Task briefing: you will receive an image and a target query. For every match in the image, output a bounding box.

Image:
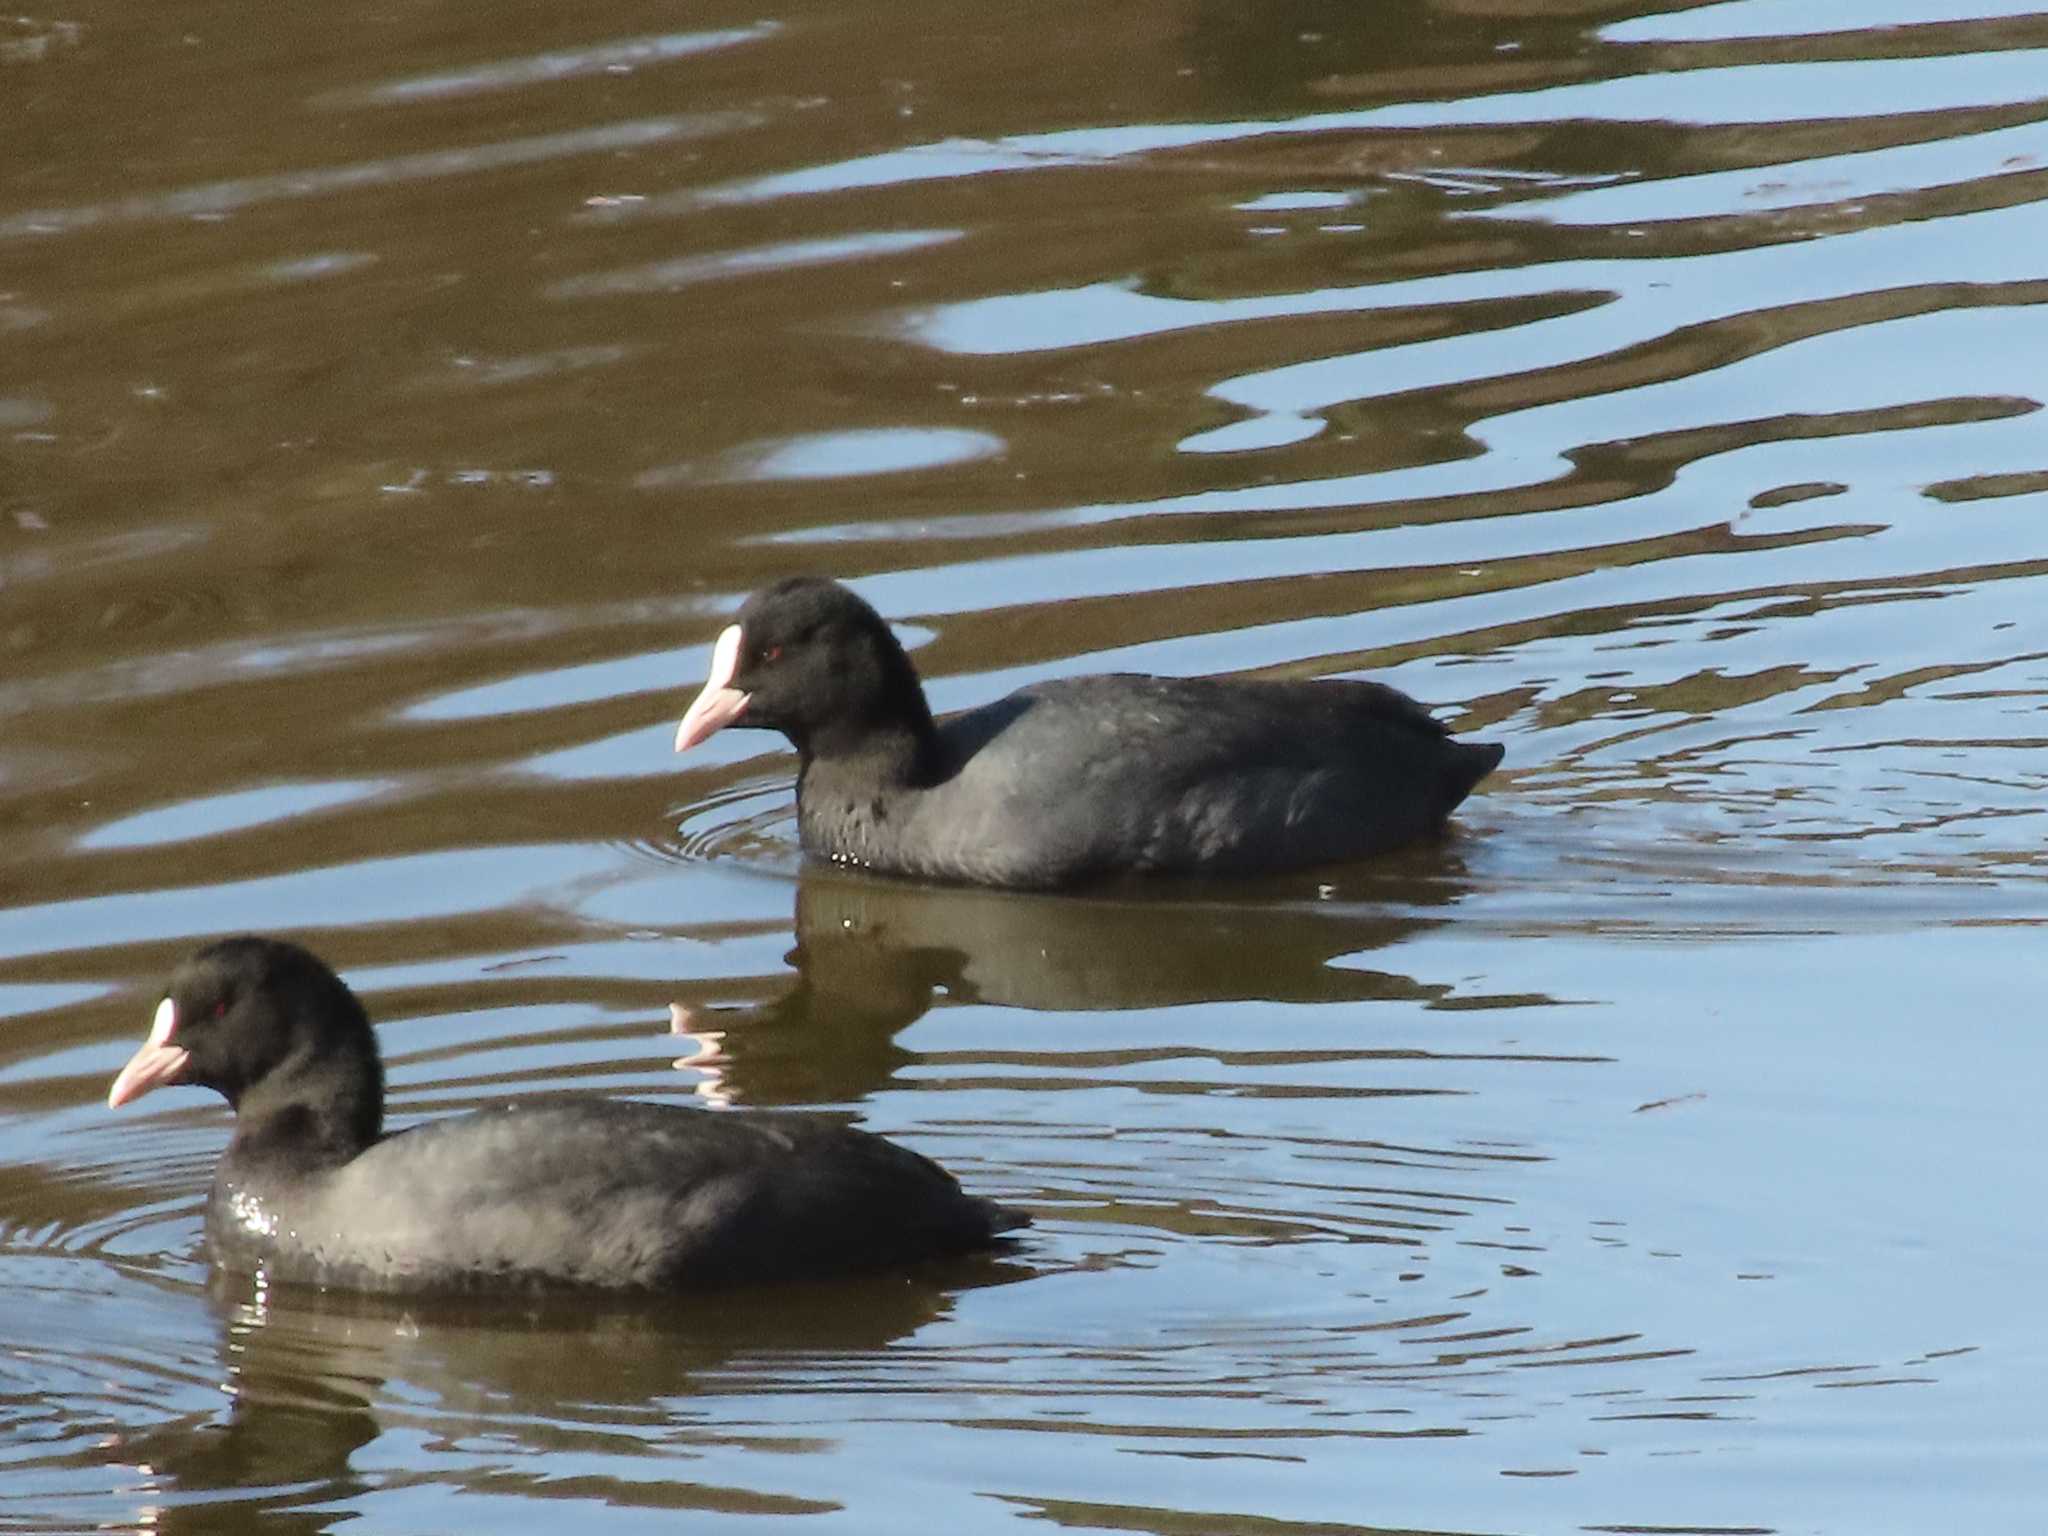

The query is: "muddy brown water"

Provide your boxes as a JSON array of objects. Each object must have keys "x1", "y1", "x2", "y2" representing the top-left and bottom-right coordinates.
[{"x1": 4, "y1": 2, "x2": 2047, "y2": 1532}]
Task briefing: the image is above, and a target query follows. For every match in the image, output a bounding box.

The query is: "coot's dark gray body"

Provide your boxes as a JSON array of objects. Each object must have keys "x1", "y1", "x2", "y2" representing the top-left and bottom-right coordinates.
[
  {"x1": 799, "y1": 672, "x2": 1499, "y2": 889},
  {"x1": 207, "y1": 1098, "x2": 1017, "y2": 1294},
  {"x1": 110, "y1": 938, "x2": 1026, "y2": 1295},
  {"x1": 676, "y1": 578, "x2": 1504, "y2": 891}
]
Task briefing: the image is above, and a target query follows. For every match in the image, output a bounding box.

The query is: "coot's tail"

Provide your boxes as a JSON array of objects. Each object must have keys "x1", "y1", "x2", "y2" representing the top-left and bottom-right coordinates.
[
  {"x1": 979, "y1": 1199, "x2": 1033, "y2": 1238},
  {"x1": 1439, "y1": 739, "x2": 1505, "y2": 819}
]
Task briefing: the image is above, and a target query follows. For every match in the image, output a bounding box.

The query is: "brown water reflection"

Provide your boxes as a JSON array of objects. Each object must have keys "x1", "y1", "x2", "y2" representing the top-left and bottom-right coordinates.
[
  {"x1": 105, "y1": 1269, "x2": 1019, "y2": 1532},
  {"x1": 6, "y1": 0, "x2": 2048, "y2": 1531},
  {"x1": 678, "y1": 861, "x2": 1518, "y2": 1105}
]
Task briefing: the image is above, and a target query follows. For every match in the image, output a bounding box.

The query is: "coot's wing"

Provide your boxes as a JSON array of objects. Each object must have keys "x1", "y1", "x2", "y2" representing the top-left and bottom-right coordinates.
[
  {"x1": 227, "y1": 1100, "x2": 1018, "y2": 1292},
  {"x1": 915, "y1": 675, "x2": 1495, "y2": 884}
]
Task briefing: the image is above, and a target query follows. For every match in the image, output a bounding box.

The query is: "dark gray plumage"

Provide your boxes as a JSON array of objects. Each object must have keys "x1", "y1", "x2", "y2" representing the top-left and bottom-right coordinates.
[
  {"x1": 108, "y1": 937, "x2": 1027, "y2": 1294},
  {"x1": 675, "y1": 577, "x2": 1504, "y2": 890}
]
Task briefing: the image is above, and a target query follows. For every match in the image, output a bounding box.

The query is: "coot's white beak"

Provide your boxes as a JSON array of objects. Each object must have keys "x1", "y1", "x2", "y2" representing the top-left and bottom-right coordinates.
[
  {"x1": 675, "y1": 624, "x2": 750, "y2": 751},
  {"x1": 108, "y1": 997, "x2": 191, "y2": 1109}
]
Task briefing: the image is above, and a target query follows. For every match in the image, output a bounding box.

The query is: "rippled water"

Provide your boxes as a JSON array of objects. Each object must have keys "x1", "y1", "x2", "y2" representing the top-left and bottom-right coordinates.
[{"x1": 5, "y1": 1, "x2": 2047, "y2": 1531}]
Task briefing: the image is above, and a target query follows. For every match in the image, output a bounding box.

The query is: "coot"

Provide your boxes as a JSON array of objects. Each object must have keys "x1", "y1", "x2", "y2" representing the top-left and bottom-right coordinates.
[
  {"x1": 107, "y1": 937, "x2": 1028, "y2": 1294},
  {"x1": 675, "y1": 577, "x2": 1504, "y2": 889}
]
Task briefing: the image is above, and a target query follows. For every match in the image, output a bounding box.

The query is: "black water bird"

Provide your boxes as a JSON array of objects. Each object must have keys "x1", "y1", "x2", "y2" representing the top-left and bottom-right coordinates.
[
  {"x1": 107, "y1": 936, "x2": 1027, "y2": 1294},
  {"x1": 675, "y1": 576, "x2": 1503, "y2": 889}
]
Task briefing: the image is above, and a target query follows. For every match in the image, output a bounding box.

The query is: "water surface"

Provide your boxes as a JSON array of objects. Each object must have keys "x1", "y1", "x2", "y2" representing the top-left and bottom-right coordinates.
[{"x1": 4, "y1": 1, "x2": 2047, "y2": 1531}]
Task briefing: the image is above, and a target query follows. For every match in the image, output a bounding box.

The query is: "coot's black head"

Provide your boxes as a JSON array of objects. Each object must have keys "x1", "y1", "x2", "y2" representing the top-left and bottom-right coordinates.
[
  {"x1": 675, "y1": 577, "x2": 935, "y2": 761},
  {"x1": 108, "y1": 937, "x2": 384, "y2": 1153}
]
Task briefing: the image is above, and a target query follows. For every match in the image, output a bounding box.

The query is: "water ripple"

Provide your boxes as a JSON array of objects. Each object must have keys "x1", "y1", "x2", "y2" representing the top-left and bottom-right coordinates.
[
  {"x1": 0, "y1": 114, "x2": 757, "y2": 240},
  {"x1": 697, "y1": 51, "x2": 2048, "y2": 207},
  {"x1": 324, "y1": 24, "x2": 782, "y2": 107},
  {"x1": 545, "y1": 230, "x2": 963, "y2": 297}
]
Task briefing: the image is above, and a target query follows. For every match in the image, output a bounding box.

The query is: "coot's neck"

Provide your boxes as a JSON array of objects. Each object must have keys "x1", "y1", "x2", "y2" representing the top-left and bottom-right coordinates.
[
  {"x1": 225, "y1": 1037, "x2": 385, "y2": 1174},
  {"x1": 797, "y1": 715, "x2": 950, "y2": 787},
  {"x1": 791, "y1": 628, "x2": 949, "y2": 787}
]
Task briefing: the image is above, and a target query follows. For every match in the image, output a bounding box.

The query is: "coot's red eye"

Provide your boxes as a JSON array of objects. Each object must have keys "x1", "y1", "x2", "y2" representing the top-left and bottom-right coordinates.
[
  {"x1": 762, "y1": 644, "x2": 783, "y2": 663},
  {"x1": 212, "y1": 1000, "x2": 228, "y2": 1019}
]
